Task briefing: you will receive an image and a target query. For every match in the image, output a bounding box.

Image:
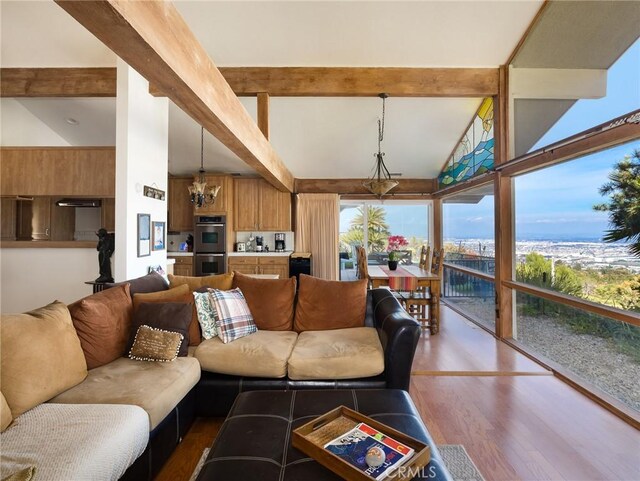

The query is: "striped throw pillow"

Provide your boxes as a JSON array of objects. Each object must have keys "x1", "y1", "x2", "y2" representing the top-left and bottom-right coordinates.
[{"x1": 208, "y1": 288, "x2": 257, "y2": 343}]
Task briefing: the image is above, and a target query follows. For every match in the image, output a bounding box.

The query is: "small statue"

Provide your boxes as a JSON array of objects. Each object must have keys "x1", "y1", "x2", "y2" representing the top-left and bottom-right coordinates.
[{"x1": 96, "y1": 228, "x2": 115, "y2": 283}]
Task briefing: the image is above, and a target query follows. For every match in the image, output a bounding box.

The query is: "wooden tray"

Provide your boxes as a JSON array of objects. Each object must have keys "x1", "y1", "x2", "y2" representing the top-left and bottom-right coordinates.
[{"x1": 292, "y1": 405, "x2": 431, "y2": 481}]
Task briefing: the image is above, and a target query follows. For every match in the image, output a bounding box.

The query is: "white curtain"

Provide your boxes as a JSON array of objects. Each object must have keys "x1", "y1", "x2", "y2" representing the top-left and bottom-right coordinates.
[{"x1": 295, "y1": 193, "x2": 339, "y2": 280}]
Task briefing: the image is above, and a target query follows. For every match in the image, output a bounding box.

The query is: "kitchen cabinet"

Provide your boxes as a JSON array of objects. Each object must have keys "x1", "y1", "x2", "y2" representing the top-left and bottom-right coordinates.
[
  {"x1": 0, "y1": 198, "x2": 17, "y2": 240},
  {"x1": 101, "y1": 198, "x2": 115, "y2": 231},
  {"x1": 169, "y1": 256, "x2": 193, "y2": 276},
  {"x1": 14, "y1": 197, "x2": 75, "y2": 241},
  {"x1": 234, "y1": 178, "x2": 291, "y2": 231},
  {"x1": 194, "y1": 175, "x2": 233, "y2": 216},
  {"x1": 168, "y1": 177, "x2": 195, "y2": 232},
  {"x1": 227, "y1": 255, "x2": 289, "y2": 278}
]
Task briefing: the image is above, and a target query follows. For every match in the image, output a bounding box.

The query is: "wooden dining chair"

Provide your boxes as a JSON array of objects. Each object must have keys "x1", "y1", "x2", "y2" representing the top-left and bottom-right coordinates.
[
  {"x1": 355, "y1": 246, "x2": 370, "y2": 287},
  {"x1": 418, "y1": 245, "x2": 431, "y2": 270},
  {"x1": 403, "y1": 247, "x2": 444, "y2": 334}
]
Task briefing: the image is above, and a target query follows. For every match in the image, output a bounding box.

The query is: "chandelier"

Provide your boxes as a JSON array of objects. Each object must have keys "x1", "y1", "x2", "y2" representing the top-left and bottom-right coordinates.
[
  {"x1": 363, "y1": 93, "x2": 399, "y2": 197},
  {"x1": 189, "y1": 127, "x2": 221, "y2": 209}
]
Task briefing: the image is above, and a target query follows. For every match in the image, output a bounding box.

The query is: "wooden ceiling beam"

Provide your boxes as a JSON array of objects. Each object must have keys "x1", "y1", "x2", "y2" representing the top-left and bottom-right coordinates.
[
  {"x1": 150, "y1": 67, "x2": 499, "y2": 97},
  {"x1": 55, "y1": 1, "x2": 294, "y2": 192},
  {"x1": 295, "y1": 178, "x2": 437, "y2": 195},
  {"x1": 0, "y1": 68, "x2": 116, "y2": 97}
]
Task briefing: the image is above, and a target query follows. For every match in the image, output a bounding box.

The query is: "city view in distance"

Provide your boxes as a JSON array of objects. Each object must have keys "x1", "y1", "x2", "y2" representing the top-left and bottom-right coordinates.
[{"x1": 445, "y1": 238, "x2": 640, "y2": 273}]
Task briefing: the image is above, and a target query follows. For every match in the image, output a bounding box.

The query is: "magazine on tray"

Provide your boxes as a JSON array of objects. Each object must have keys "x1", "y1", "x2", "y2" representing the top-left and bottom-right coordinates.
[{"x1": 323, "y1": 422, "x2": 415, "y2": 480}]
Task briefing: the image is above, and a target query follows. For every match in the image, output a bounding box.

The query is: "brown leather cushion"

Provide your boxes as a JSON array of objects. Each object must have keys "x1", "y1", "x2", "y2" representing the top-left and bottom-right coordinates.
[
  {"x1": 1, "y1": 302, "x2": 88, "y2": 417},
  {"x1": 232, "y1": 272, "x2": 296, "y2": 330},
  {"x1": 68, "y1": 284, "x2": 134, "y2": 370},
  {"x1": 128, "y1": 302, "x2": 192, "y2": 357},
  {"x1": 168, "y1": 273, "x2": 234, "y2": 292},
  {"x1": 105, "y1": 271, "x2": 169, "y2": 297},
  {"x1": 132, "y1": 284, "x2": 200, "y2": 345},
  {"x1": 294, "y1": 274, "x2": 367, "y2": 332}
]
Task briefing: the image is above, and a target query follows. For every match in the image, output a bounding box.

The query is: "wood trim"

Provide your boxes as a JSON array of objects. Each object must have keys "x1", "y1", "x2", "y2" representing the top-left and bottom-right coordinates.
[
  {"x1": 257, "y1": 92, "x2": 269, "y2": 140},
  {"x1": 434, "y1": 172, "x2": 495, "y2": 199},
  {"x1": 151, "y1": 67, "x2": 499, "y2": 98},
  {"x1": 55, "y1": 1, "x2": 294, "y2": 193},
  {"x1": 0, "y1": 241, "x2": 96, "y2": 248},
  {"x1": 443, "y1": 262, "x2": 495, "y2": 282},
  {"x1": 432, "y1": 198, "x2": 442, "y2": 252},
  {"x1": 494, "y1": 174, "x2": 514, "y2": 338},
  {"x1": 340, "y1": 194, "x2": 434, "y2": 201},
  {"x1": 0, "y1": 68, "x2": 116, "y2": 97},
  {"x1": 496, "y1": 110, "x2": 640, "y2": 177},
  {"x1": 295, "y1": 178, "x2": 437, "y2": 194},
  {"x1": 495, "y1": 65, "x2": 510, "y2": 165},
  {"x1": 505, "y1": 280, "x2": 640, "y2": 328},
  {"x1": 505, "y1": 1, "x2": 551, "y2": 66},
  {"x1": 504, "y1": 338, "x2": 640, "y2": 430}
]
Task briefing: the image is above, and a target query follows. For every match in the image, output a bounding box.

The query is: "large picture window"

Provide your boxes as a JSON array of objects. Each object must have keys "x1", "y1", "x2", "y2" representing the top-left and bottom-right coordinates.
[{"x1": 339, "y1": 201, "x2": 430, "y2": 280}]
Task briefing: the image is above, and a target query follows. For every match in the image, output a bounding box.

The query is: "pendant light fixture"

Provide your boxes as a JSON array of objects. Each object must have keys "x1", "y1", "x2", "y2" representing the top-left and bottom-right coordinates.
[
  {"x1": 189, "y1": 126, "x2": 221, "y2": 209},
  {"x1": 363, "y1": 93, "x2": 399, "y2": 197}
]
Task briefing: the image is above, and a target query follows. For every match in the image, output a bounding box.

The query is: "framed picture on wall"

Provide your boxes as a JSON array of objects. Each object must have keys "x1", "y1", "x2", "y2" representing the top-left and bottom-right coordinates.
[
  {"x1": 152, "y1": 221, "x2": 165, "y2": 251},
  {"x1": 138, "y1": 213, "x2": 151, "y2": 257}
]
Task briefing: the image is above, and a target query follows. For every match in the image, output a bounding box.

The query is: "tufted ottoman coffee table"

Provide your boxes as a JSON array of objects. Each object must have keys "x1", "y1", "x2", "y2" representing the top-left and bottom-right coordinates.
[{"x1": 196, "y1": 389, "x2": 453, "y2": 481}]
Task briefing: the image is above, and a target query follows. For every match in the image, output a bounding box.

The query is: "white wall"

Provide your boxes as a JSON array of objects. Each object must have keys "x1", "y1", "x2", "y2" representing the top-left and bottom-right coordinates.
[
  {"x1": 115, "y1": 60, "x2": 169, "y2": 281},
  {"x1": 0, "y1": 98, "x2": 70, "y2": 146},
  {"x1": 0, "y1": 248, "x2": 96, "y2": 313}
]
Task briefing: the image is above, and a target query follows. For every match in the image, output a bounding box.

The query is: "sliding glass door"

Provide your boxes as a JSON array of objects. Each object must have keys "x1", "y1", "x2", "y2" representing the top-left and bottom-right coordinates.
[{"x1": 339, "y1": 200, "x2": 431, "y2": 280}]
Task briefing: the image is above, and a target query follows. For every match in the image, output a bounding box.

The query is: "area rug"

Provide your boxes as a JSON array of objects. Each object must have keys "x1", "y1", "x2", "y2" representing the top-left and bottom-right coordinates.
[
  {"x1": 438, "y1": 444, "x2": 485, "y2": 481},
  {"x1": 189, "y1": 445, "x2": 484, "y2": 481}
]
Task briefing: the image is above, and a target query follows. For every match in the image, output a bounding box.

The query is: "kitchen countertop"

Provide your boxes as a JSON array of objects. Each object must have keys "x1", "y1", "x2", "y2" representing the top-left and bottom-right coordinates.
[
  {"x1": 227, "y1": 251, "x2": 292, "y2": 257},
  {"x1": 167, "y1": 252, "x2": 194, "y2": 257}
]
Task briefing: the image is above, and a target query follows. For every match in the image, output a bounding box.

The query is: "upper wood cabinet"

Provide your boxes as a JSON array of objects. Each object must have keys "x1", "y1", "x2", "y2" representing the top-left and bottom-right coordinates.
[
  {"x1": 0, "y1": 147, "x2": 115, "y2": 197},
  {"x1": 234, "y1": 178, "x2": 291, "y2": 232},
  {"x1": 101, "y1": 198, "x2": 116, "y2": 232},
  {"x1": 168, "y1": 177, "x2": 195, "y2": 232},
  {"x1": 0, "y1": 198, "x2": 17, "y2": 241},
  {"x1": 193, "y1": 175, "x2": 233, "y2": 217}
]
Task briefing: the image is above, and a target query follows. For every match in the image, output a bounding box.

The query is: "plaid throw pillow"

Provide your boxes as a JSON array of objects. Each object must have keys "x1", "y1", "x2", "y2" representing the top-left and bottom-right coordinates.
[{"x1": 208, "y1": 288, "x2": 257, "y2": 343}]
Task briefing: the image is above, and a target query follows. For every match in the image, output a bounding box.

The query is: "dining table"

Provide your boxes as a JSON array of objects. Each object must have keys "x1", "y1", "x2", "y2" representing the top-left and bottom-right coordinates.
[{"x1": 367, "y1": 265, "x2": 441, "y2": 334}]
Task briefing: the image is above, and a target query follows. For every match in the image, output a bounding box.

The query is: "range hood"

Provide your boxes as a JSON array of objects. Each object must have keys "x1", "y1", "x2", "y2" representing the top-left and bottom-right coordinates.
[{"x1": 56, "y1": 199, "x2": 102, "y2": 208}]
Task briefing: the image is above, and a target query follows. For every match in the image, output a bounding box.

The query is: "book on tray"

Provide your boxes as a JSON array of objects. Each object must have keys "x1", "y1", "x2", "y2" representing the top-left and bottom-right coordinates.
[{"x1": 323, "y1": 422, "x2": 415, "y2": 480}]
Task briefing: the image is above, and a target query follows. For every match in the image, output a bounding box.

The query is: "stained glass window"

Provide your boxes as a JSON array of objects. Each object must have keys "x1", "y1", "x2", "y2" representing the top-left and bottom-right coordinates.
[{"x1": 438, "y1": 98, "x2": 494, "y2": 188}]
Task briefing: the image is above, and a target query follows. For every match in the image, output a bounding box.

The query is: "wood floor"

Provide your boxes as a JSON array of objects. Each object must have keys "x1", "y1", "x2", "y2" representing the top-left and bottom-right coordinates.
[{"x1": 156, "y1": 307, "x2": 640, "y2": 481}]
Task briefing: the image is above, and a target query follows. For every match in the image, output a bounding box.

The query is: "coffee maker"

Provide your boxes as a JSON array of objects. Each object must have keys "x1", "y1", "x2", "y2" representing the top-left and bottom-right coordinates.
[
  {"x1": 275, "y1": 233, "x2": 286, "y2": 252},
  {"x1": 255, "y1": 236, "x2": 264, "y2": 252}
]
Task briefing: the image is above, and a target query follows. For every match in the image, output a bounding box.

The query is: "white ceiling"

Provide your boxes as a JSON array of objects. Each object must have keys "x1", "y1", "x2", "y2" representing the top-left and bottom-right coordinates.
[{"x1": 0, "y1": 1, "x2": 544, "y2": 180}]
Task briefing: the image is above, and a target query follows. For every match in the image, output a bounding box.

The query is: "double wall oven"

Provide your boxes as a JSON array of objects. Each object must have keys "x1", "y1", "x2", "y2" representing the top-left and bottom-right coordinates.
[{"x1": 194, "y1": 215, "x2": 226, "y2": 276}]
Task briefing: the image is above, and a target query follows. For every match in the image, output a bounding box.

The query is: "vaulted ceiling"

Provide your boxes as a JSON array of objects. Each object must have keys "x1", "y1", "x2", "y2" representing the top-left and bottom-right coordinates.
[{"x1": 0, "y1": 1, "x2": 544, "y2": 179}]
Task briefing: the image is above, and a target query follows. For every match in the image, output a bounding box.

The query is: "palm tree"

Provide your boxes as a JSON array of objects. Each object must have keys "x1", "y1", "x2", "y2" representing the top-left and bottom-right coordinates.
[
  {"x1": 340, "y1": 206, "x2": 391, "y2": 253},
  {"x1": 594, "y1": 149, "x2": 640, "y2": 258}
]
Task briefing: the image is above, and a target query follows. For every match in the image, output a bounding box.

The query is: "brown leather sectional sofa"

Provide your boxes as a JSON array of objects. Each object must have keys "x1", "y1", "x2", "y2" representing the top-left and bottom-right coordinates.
[{"x1": 0, "y1": 271, "x2": 420, "y2": 481}]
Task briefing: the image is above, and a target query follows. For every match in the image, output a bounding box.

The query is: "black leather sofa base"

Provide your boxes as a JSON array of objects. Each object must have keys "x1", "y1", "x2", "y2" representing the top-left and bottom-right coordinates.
[
  {"x1": 196, "y1": 389, "x2": 453, "y2": 481},
  {"x1": 120, "y1": 386, "x2": 196, "y2": 481}
]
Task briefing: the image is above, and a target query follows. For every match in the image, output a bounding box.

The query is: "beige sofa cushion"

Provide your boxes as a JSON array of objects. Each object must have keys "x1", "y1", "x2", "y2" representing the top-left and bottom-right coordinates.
[
  {"x1": 288, "y1": 327, "x2": 384, "y2": 380},
  {"x1": 1, "y1": 301, "x2": 87, "y2": 417},
  {"x1": 49, "y1": 357, "x2": 200, "y2": 430},
  {"x1": 195, "y1": 331, "x2": 298, "y2": 378},
  {"x1": 1, "y1": 391, "x2": 12, "y2": 432}
]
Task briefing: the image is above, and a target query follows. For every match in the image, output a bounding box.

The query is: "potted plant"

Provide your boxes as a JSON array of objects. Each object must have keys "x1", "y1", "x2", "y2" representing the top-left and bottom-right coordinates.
[{"x1": 387, "y1": 235, "x2": 408, "y2": 271}]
